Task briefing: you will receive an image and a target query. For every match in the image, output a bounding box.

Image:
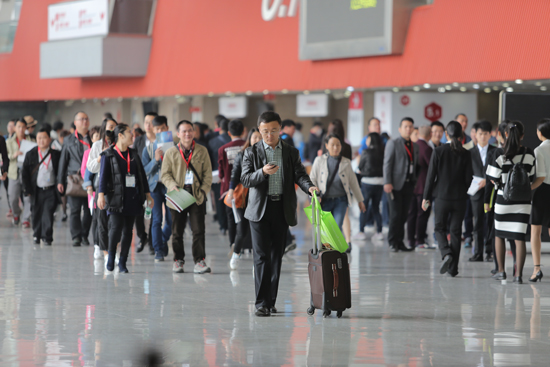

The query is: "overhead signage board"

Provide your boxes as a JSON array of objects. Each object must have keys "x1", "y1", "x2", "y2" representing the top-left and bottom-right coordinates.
[
  {"x1": 48, "y1": 0, "x2": 109, "y2": 41},
  {"x1": 219, "y1": 97, "x2": 248, "y2": 118},
  {"x1": 297, "y1": 94, "x2": 329, "y2": 117}
]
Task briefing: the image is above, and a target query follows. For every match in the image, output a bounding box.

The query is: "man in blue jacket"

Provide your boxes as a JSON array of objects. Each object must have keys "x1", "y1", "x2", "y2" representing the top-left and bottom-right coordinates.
[{"x1": 142, "y1": 115, "x2": 172, "y2": 262}]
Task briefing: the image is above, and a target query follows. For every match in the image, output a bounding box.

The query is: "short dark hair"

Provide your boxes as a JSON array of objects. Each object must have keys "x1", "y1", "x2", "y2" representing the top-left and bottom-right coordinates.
[
  {"x1": 295, "y1": 122, "x2": 302, "y2": 131},
  {"x1": 368, "y1": 117, "x2": 381, "y2": 125},
  {"x1": 324, "y1": 133, "x2": 342, "y2": 145},
  {"x1": 215, "y1": 114, "x2": 226, "y2": 127},
  {"x1": 281, "y1": 119, "x2": 295, "y2": 128},
  {"x1": 73, "y1": 111, "x2": 87, "y2": 121},
  {"x1": 52, "y1": 121, "x2": 64, "y2": 131},
  {"x1": 145, "y1": 111, "x2": 158, "y2": 119},
  {"x1": 228, "y1": 119, "x2": 244, "y2": 137},
  {"x1": 400, "y1": 117, "x2": 414, "y2": 126},
  {"x1": 104, "y1": 112, "x2": 113, "y2": 120},
  {"x1": 59, "y1": 130, "x2": 71, "y2": 138},
  {"x1": 455, "y1": 113, "x2": 467, "y2": 120},
  {"x1": 37, "y1": 127, "x2": 50, "y2": 138},
  {"x1": 475, "y1": 120, "x2": 492, "y2": 133},
  {"x1": 313, "y1": 121, "x2": 323, "y2": 127},
  {"x1": 90, "y1": 126, "x2": 101, "y2": 137},
  {"x1": 176, "y1": 120, "x2": 193, "y2": 131},
  {"x1": 430, "y1": 121, "x2": 444, "y2": 129},
  {"x1": 152, "y1": 115, "x2": 168, "y2": 127},
  {"x1": 537, "y1": 118, "x2": 550, "y2": 140},
  {"x1": 257, "y1": 111, "x2": 282, "y2": 127},
  {"x1": 41, "y1": 122, "x2": 52, "y2": 133},
  {"x1": 220, "y1": 118, "x2": 230, "y2": 132},
  {"x1": 16, "y1": 118, "x2": 27, "y2": 127}
]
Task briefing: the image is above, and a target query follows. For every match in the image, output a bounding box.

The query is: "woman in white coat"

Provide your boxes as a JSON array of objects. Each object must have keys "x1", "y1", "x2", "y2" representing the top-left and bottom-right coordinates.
[{"x1": 310, "y1": 133, "x2": 366, "y2": 233}]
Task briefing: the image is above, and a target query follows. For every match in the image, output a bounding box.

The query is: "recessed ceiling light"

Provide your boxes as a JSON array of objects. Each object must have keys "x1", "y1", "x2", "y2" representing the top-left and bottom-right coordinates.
[
  {"x1": 484, "y1": 88, "x2": 491, "y2": 93},
  {"x1": 438, "y1": 87, "x2": 446, "y2": 93},
  {"x1": 81, "y1": 99, "x2": 87, "y2": 103},
  {"x1": 459, "y1": 87, "x2": 467, "y2": 92},
  {"x1": 535, "y1": 82, "x2": 542, "y2": 86},
  {"x1": 245, "y1": 91, "x2": 252, "y2": 96},
  {"x1": 117, "y1": 97, "x2": 123, "y2": 102},
  {"x1": 413, "y1": 86, "x2": 421, "y2": 92},
  {"x1": 473, "y1": 84, "x2": 480, "y2": 89},
  {"x1": 541, "y1": 86, "x2": 548, "y2": 91},
  {"x1": 492, "y1": 86, "x2": 499, "y2": 91},
  {"x1": 502, "y1": 83, "x2": 510, "y2": 87},
  {"x1": 445, "y1": 85, "x2": 452, "y2": 90},
  {"x1": 263, "y1": 90, "x2": 269, "y2": 95},
  {"x1": 344, "y1": 90, "x2": 352, "y2": 97},
  {"x1": 452, "y1": 82, "x2": 459, "y2": 87},
  {"x1": 225, "y1": 91, "x2": 232, "y2": 96},
  {"x1": 281, "y1": 89, "x2": 288, "y2": 94},
  {"x1": 207, "y1": 92, "x2": 214, "y2": 97},
  {"x1": 346, "y1": 86, "x2": 355, "y2": 92},
  {"x1": 303, "y1": 90, "x2": 310, "y2": 95},
  {"x1": 324, "y1": 89, "x2": 331, "y2": 94},
  {"x1": 392, "y1": 87, "x2": 400, "y2": 92},
  {"x1": 506, "y1": 87, "x2": 514, "y2": 92},
  {"x1": 423, "y1": 83, "x2": 431, "y2": 89},
  {"x1": 515, "y1": 79, "x2": 523, "y2": 84}
]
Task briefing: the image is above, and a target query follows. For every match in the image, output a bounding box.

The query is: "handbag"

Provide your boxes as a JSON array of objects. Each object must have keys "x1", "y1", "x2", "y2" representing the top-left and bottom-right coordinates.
[
  {"x1": 66, "y1": 170, "x2": 88, "y2": 197},
  {"x1": 223, "y1": 183, "x2": 249, "y2": 209}
]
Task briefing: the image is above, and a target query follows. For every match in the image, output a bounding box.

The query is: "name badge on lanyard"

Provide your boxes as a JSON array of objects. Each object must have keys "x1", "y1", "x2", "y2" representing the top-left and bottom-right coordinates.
[
  {"x1": 126, "y1": 175, "x2": 136, "y2": 188},
  {"x1": 185, "y1": 170, "x2": 193, "y2": 185},
  {"x1": 409, "y1": 163, "x2": 414, "y2": 174}
]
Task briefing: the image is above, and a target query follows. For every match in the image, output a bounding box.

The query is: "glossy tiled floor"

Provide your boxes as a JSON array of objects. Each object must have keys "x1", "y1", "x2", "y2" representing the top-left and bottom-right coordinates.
[{"x1": 1, "y1": 204, "x2": 550, "y2": 367}]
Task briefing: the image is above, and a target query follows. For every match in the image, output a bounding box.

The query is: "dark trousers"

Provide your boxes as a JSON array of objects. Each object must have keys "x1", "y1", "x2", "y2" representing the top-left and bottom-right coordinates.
[
  {"x1": 463, "y1": 198, "x2": 473, "y2": 239},
  {"x1": 407, "y1": 193, "x2": 432, "y2": 247},
  {"x1": 388, "y1": 181, "x2": 414, "y2": 249},
  {"x1": 107, "y1": 214, "x2": 135, "y2": 269},
  {"x1": 435, "y1": 198, "x2": 467, "y2": 276},
  {"x1": 360, "y1": 183, "x2": 383, "y2": 233},
  {"x1": 91, "y1": 201, "x2": 98, "y2": 246},
  {"x1": 170, "y1": 202, "x2": 206, "y2": 263},
  {"x1": 471, "y1": 197, "x2": 486, "y2": 258},
  {"x1": 31, "y1": 188, "x2": 57, "y2": 242},
  {"x1": 212, "y1": 183, "x2": 227, "y2": 230},
  {"x1": 96, "y1": 207, "x2": 109, "y2": 251},
  {"x1": 68, "y1": 196, "x2": 92, "y2": 241},
  {"x1": 249, "y1": 200, "x2": 288, "y2": 309},
  {"x1": 4, "y1": 179, "x2": 10, "y2": 210},
  {"x1": 233, "y1": 207, "x2": 251, "y2": 254},
  {"x1": 226, "y1": 205, "x2": 237, "y2": 246},
  {"x1": 134, "y1": 207, "x2": 147, "y2": 242}
]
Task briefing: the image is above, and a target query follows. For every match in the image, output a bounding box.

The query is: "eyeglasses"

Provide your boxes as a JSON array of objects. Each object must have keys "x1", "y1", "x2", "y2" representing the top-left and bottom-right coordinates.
[
  {"x1": 76, "y1": 118, "x2": 89, "y2": 122},
  {"x1": 260, "y1": 129, "x2": 280, "y2": 136}
]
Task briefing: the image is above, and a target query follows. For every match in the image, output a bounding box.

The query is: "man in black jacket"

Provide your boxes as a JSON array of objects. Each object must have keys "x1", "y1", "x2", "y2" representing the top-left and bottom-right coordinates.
[
  {"x1": 241, "y1": 111, "x2": 318, "y2": 317},
  {"x1": 468, "y1": 120, "x2": 496, "y2": 262},
  {"x1": 22, "y1": 128, "x2": 61, "y2": 246},
  {"x1": 209, "y1": 118, "x2": 231, "y2": 234},
  {"x1": 57, "y1": 111, "x2": 93, "y2": 247}
]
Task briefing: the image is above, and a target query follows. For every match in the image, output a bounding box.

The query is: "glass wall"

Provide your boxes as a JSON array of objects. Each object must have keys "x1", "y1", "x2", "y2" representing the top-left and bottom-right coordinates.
[{"x1": 0, "y1": 0, "x2": 22, "y2": 53}]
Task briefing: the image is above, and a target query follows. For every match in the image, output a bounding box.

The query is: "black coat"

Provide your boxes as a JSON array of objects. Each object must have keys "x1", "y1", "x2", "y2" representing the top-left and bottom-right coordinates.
[
  {"x1": 21, "y1": 147, "x2": 61, "y2": 204},
  {"x1": 241, "y1": 140, "x2": 313, "y2": 226},
  {"x1": 0, "y1": 135, "x2": 8, "y2": 174},
  {"x1": 359, "y1": 147, "x2": 384, "y2": 178},
  {"x1": 470, "y1": 144, "x2": 496, "y2": 201},
  {"x1": 57, "y1": 132, "x2": 92, "y2": 187}
]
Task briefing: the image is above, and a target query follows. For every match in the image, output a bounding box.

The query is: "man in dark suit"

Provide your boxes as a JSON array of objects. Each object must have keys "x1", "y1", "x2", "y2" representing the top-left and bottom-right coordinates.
[
  {"x1": 241, "y1": 111, "x2": 318, "y2": 317},
  {"x1": 209, "y1": 118, "x2": 231, "y2": 234},
  {"x1": 383, "y1": 117, "x2": 419, "y2": 252},
  {"x1": 407, "y1": 126, "x2": 434, "y2": 249},
  {"x1": 22, "y1": 128, "x2": 61, "y2": 246},
  {"x1": 468, "y1": 120, "x2": 496, "y2": 261}
]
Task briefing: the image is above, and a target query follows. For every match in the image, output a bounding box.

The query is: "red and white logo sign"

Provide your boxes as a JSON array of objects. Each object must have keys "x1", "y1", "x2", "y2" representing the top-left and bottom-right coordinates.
[
  {"x1": 262, "y1": 0, "x2": 299, "y2": 21},
  {"x1": 400, "y1": 95, "x2": 410, "y2": 106},
  {"x1": 425, "y1": 102, "x2": 442, "y2": 122},
  {"x1": 48, "y1": 0, "x2": 109, "y2": 41},
  {"x1": 349, "y1": 91, "x2": 363, "y2": 110},
  {"x1": 219, "y1": 97, "x2": 247, "y2": 118}
]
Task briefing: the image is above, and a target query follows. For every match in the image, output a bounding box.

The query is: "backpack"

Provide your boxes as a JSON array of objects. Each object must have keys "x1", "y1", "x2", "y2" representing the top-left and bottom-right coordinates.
[{"x1": 502, "y1": 150, "x2": 531, "y2": 202}]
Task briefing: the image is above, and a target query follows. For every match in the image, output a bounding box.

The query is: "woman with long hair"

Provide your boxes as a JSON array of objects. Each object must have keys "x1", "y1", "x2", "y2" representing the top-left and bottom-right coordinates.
[
  {"x1": 97, "y1": 124, "x2": 153, "y2": 273},
  {"x1": 423, "y1": 121, "x2": 473, "y2": 277},
  {"x1": 528, "y1": 118, "x2": 550, "y2": 282},
  {"x1": 357, "y1": 132, "x2": 385, "y2": 240},
  {"x1": 486, "y1": 121, "x2": 536, "y2": 283},
  {"x1": 227, "y1": 128, "x2": 261, "y2": 269}
]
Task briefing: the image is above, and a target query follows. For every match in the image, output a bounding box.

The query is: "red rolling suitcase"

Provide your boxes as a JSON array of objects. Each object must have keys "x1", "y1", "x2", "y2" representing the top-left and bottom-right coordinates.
[{"x1": 306, "y1": 197, "x2": 352, "y2": 318}]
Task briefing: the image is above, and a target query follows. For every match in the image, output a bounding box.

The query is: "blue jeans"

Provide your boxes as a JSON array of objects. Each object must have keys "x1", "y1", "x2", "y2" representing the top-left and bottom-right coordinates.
[
  {"x1": 359, "y1": 183, "x2": 383, "y2": 233},
  {"x1": 151, "y1": 185, "x2": 172, "y2": 254},
  {"x1": 321, "y1": 196, "x2": 348, "y2": 231}
]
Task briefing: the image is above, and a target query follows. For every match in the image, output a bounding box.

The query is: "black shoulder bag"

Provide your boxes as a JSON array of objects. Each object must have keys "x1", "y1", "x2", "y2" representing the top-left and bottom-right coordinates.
[{"x1": 31, "y1": 149, "x2": 52, "y2": 175}]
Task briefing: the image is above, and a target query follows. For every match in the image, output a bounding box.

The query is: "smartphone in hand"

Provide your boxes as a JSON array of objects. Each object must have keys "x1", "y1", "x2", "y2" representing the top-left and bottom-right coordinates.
[{"x1": 268, "y1": 161, "x2": 278, "y2": 167}]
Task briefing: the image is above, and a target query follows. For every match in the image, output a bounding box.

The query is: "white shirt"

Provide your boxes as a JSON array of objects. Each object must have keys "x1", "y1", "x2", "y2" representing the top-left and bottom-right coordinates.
[
  {"x1": 535, "y1": 140, "x2": 550, "y2": 185},
  {"x1": 37, "y1": 148, "x2": 54, "y2": 188},
  {"x1": 477, "y1": 144, "x2": 489, "y2": 166}
]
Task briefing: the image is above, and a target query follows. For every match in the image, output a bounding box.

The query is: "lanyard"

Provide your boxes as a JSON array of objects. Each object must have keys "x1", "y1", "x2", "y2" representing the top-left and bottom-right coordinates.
[
  {"x1": 16, "y1": 138, "x2": 20, "y2": 149},
  {"x1": 178, "y1": 141, "x2": 195, "y2": 168},
  {"x1": 38, "y1": 149, "x2": 51, "y2": 169},
  {"x1": 114, "y1": 146, "x2": 130, "y2": 174},
  {"x1": 75, "y1": 131, "x2": 90, "y2": 150},
  {"x1": 462, "y1": 136, "x2": 466, "y2": 145},
  {"x1": 404, "y1": 142, "x2": 413, "y2": 162}
]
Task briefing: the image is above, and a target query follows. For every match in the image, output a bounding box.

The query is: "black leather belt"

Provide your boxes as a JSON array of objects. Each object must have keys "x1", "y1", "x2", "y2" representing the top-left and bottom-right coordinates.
[
  {"x1": 268, "y1": 194, "x2": 282, "y2": 201},
  {"x1": 38, "y1": 186, "x2": 54, "y2": 191}
]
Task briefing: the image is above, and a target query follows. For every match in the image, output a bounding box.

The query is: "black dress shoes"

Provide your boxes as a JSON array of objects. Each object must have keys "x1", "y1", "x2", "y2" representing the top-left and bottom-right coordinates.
[
  {"x1": 270, "y1": 307, "x2": 278, "y2": 314},
  {"x1": 136, "y1": 236, "x2": 147, "y2": 253},
  {"x1": 255, "y1": 307, "x2": 271, "y2": 317},
  {"x1": 440, "y1": 255, "x2": 453, "y2": 274},
  {"x1": 513, "y1": 276, "x2": 523, "y2": 284},
  {"x1": 468, "y1": 255, "x2": 483, "y2": 262},
  {"x1": 398, "y1": 244, "x2": 414, "y2": 252},
  {"x1": 485, "y1": 254, "x2": 494, "y2": 262}
]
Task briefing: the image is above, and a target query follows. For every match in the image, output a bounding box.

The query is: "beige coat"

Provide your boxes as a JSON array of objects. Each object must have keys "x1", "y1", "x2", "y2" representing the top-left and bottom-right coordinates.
[
  {"x1": 160, "y1": 142, "x2": 212, "y2": 206},
  {"x1": 309, "y1": 153, "x2": 363, "y2": 205},
  {"x1": 6, "y1": 135, "x2": 35, "y2": 180}
]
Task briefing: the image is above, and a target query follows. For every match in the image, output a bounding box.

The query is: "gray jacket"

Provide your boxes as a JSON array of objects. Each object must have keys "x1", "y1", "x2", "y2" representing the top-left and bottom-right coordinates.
[{"x1": 383, "y1": 136, "x2": 419, "y2": 191}]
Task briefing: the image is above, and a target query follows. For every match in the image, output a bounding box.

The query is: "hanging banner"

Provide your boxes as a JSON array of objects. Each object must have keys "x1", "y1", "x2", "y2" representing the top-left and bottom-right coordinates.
[
  {"x1": 48, "y1": 0, "x2": 109, "y2": 41},
  {"x1": 297, "y1": 94, "x2": 328, "y2": 117},
  {"x1": 347, "y1": 91, "x2": 364, "y2": 146},
  {"x1": 219, "y1": 97, "x2": 248, "y2": 118}
]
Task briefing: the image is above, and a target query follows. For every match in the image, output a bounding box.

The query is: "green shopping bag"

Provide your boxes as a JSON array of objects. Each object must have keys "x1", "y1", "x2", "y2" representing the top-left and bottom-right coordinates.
[{"x1": 304, "y1": 192, "x2": 349, "y2": 253}]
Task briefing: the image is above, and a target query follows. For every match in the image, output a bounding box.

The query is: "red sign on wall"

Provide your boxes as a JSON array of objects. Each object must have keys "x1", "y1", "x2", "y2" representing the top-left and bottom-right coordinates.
[
  {"x1": 424, "y1": 102, "x2": 442, "y2": 122},
  {"x1": 349, "y1": 91, "x2": 363, "y2": 110},
  {"x1": 401, "y1": 95, "x2": 410, "y2": 106}
]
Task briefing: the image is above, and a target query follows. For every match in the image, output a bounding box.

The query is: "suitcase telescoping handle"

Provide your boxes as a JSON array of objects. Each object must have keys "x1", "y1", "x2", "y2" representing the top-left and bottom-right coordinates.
[
  {"x1": 332, "y1": 264, "x2": 339, "y2": 298},
  {"x1": 311, "y1": 191, "x2": 322, "y2": 255}
]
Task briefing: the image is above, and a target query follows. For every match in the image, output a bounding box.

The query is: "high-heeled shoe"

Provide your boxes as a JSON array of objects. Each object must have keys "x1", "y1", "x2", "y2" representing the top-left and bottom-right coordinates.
[
  {"x1": 529, "y1": 266, "x2": 543, "y2": 282},
  {"x1": 513, "y1": 276, "x2": 523, "y2": 284},
  {"x1": 493, "y1": 271, "x2": 507, "y2": 280}
]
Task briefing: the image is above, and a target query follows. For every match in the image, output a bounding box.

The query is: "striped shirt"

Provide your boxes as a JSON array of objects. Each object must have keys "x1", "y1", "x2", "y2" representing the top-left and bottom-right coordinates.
[
  {"x1": 486, "y1": 147, "x2": 535, "y2": 239},
  {"x1": 263, "y1": 139, "x2": 283, "y2": 195}
]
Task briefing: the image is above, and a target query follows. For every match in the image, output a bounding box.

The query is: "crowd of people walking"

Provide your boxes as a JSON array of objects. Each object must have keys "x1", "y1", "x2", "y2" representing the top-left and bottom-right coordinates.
[{"x1": 1, "y1": 109, "x2": 548, "y2": 317}]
